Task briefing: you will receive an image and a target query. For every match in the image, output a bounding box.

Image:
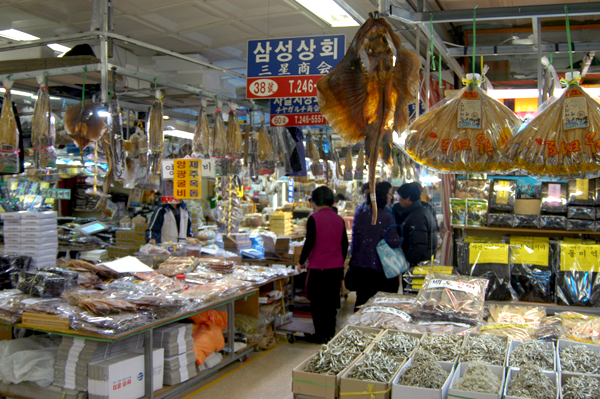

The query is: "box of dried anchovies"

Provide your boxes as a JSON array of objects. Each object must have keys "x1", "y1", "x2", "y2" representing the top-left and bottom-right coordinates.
[
  {"x1": 560, "y1": 373, "x2": 600, "y2": 399},
  {"x1": 367, "y1": 330, "x2": 422, "y2": 359},
  {"x1": 391, "y1": 359, "x2": 455, "y2": 399},
  {"x1": 556, "y1": 339, "x2": 600, "y2": 374},
  {"x1": 447, "y1": 362, "x2": 505, "y2": 399},
  {"x1": 504, "y1": 368, "x2": 558, "y2": 399},
  {"x1": 339, "y1": 353, "x2": 405, "y2": 399},
  {"x1": 459, "y1": 333, "x2": 509, "y2": 368},
  {"x1": 292, "y1": 351, "x2": 361, "y2": 399},
  {"x1": 507, "y1": 340, "x2": 556, "y2": 372},
  {"x1": 328, "y1": 326, "x2": 384, "y2": 353}
]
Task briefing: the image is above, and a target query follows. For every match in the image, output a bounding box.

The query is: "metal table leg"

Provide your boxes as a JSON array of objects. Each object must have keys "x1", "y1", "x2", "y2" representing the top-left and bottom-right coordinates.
[{"x1": 144, "y1": 329, "x2": 154, "y2": 399}]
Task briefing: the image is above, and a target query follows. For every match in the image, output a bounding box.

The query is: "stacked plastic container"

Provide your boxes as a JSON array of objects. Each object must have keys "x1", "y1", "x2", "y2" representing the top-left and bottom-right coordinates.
[{"x1": 2, "y1": 211, "x2": 58, "y2": 268}]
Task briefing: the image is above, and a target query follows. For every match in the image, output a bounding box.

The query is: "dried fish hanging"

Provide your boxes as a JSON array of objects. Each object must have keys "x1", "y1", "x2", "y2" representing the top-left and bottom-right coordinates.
[
  {"x1": 0, "y1": 76, "x2": 20, "y2": 174},
  {"x1": 257, "y1": 118, "x2": 274, "y2": 175},
  {"x1": 343, "y1": 146, "x2": 353, "y2": 180},
  {"x1": 391, "y1": 153, "x2": 400, "y2": 179},
  {"x1": 212, "y1": 98, "x2": 227, "y2": 159},
  {"x1": 305, "y1": 132, "x2": 322, "y2": 177},
  {"x1": 317, "y1": 15, "x2": 421, "y2": 224},
  {"x1": 192, "y1": 98, "x2": 210, "y2": 159},
  {"x1": 31, "y1": 73, "x2": 56, "y2": 172},
  {"x1": 123, "y1": 122, "x2": 144, "y2": 188},
  {"x1": 107, "y1": 86, "x2": 125, "y2": 181},
  {"x1": 318, "y1": 136, "x2": 330, "y2": 185},
  {"x1": 146, "y1": 88, "x2": 164, "y2": 180},
  {"x1": 227, "y1": 103, "x2": 242, "y2": 157},
  {"x1": 354, "y1": 145, "x2": 365, "y2": 180}
]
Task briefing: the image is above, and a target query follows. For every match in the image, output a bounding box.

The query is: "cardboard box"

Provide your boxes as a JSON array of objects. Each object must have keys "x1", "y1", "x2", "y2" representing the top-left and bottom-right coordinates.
[
  {"x1": 341, "y1": 354, "x2": 405, "y2": 399},
  {"x1": 448, "y1": 362, "x2": 505, "y2": 399},
  {"x1": 275, "y1": 311, "x2": 293, "y2": 327},
  {"x1": 370, "y1": 330, "x2": 422, "y2": 358},
  {"x1": 292, "y1": 351, "x2": 361, "y2": 399},
  {"x1": 556, "y1": 339, "x2": 600, "y2": 373},
  {"x1": 292, "y1": 246, "x2": 303, "y2": 263},
  {"x1": 560, "y1": 373, "x2": 600, "y2": 396},
  {"x1": 507, "y1": 340, "x2": 555, "y2": 371},
  {"x1": 391, "y1": 360, "x2": 455, "y2": 399},
  {"x1": 460, "y1": 333, "x2": 509, "y2": 367},
  {"x1": 504, "y1": 368, "x2": 558, "y2": 399},
  {"x1": 22, "y1": 312, "x2": 70, "y2": 330},
  {"x1": 0, "y1": 326, "x2": 11, "y2": 341},
  {"x1": 262, "y1": 234, "x2": 290, "y2": 254}
]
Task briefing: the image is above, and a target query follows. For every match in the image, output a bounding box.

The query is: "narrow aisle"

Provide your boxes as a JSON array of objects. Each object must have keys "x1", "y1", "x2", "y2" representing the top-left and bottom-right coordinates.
[{"x1": 181, "y1": 293, "x2": 356, "y2": 399}]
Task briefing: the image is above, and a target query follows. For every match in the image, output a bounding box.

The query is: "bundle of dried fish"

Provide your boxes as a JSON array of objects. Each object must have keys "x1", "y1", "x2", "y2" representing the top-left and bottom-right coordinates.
[
  {"x1": 488, "y1": 304, "x2": 546, "y2": 326},
  {"x1": 328, "y1": 328, "x2": 378, "y2": 352},
  {"x1": 304, "y1": 345, "x2": 357, "y2": 375},
  {"x1": 305, "y1": 132, "x2": 319, "y2": 161},
  {"x1": 60, "y1": 259, "x2": 120, "y2": 279},
  {"x1": 478, "y1": 322, "x2": 536, "y2": 341},
  {"x1": 455, "y1": 361, "x2": 501, "y2": 394},
  {"x1": 213, "y1": 105, "x2": 227, "y2": 158},
  {"x1": 405, "y1": 80, "x2": 520, "y2": 173},
  {"x1": 505, "y1": 81, "x2": 600, "y2": 175},
  {"x1": 371, "y1": 332, "x2": 418, "y2": 357},
  {"x1": 419, "y1": 333, "x2": 463, "y2": 361},
  {"x1": 560, "y1": 344, "x2": 600, "y2": 374},
  {"x1": 460, "y1": 334, "x2": 507, "y2": 366},
  {"x1": 192, "y1": 104, "x2": 211, "y2": 158},
  {"x1": 227, "y1": 104, "x2": 242, "y2": 157},
  {"x1": 147, "y1": 90, "x2": 164, "y2": 176},
  {"x1": 243, "y1": 124, "x2": 250, "y2": 166},
  {"x1": 507, "y1": 363, "x2": 555, "y2": 399},
  {"x1": 157, "y1": 257, "x2": 197, "y2": 277},
  {"x1": 509, "y1": 340, "x2": 554, "y2": 370},
  {"x1": 98, "y1": 94, "x2": 125, "y2": 209},
  {"x1": 398, "y1": 351, "x2": 449, "y2": 389},
  {"x1": 257, "y1": 120, "x2": 272, "y2": 161},
  {"x1": 318, "y1": 15, "x2": 420, "y2": 224},
  {"x1": 562, "y1": 375, "x2": 600, "y2": 399},
  {"x1": 344, "y1": 146, "x2": 353, "y2": 178},
  {"x1": 412, "y1": 272, "x2": 488, "y2": 325},
  {"x1": 64, "y1": 100, "x2": 107, "y2": 150},
  {"x1": 0, "y1": 78, "x2": 19, "y2": 153},
  {"x1": 348, "y1": 350, "x2": 400, "y2": 382},
  {"x1": 31, "y1": 73, "x2": 56, "y2": 169}
]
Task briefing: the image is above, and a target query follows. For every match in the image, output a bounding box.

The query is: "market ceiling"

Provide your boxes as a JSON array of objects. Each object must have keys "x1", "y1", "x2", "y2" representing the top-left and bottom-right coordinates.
[{"x1": 1, "y1": 0, "x2": 600, "y2": 101}]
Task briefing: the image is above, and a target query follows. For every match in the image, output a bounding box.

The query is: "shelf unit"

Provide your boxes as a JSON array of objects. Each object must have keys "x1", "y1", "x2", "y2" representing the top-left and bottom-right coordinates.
[{"x1": 452, "y1": 225, "x2": 600, "y2": 236}]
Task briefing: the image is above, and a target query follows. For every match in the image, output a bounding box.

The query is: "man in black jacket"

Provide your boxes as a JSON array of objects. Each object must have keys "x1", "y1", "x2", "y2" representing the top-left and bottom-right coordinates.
[{"x1": 392, "y1": 183, "x2": 436, "y2": 265}]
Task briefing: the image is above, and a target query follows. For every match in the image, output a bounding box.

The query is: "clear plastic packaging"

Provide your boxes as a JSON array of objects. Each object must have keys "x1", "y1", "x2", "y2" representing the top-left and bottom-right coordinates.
[
  {"x1": 541, "y1": 182, "x2": 568, "y2": 214},
  {"x1": 346, "y1": 304, "x2": 416, "y2": 331},
  {"x1": 568, "y1": 179, "x2": 596, "y2": 205},
  {"x1": 454, "y1": 179, "x2": 490, "y2": 200},
  {"x1": 514, "y1": 214, "x2": 540, "y2": 229},
  {"x1": 157, "y1": 257, "x2": 196, "y2": 277},
  {"x1": 488, "y1": 304, "x2": 546, "y2": 325},
  {"x1": 466, "y1": 199, "x2": 487, "y2": 227},
  {"x1": 451, "y1": 198, "x2": 467, "y2": 226},
  {"x1": 489, "y1": 179, "x2": 517, "y2": 212},
  {"x1": 539, "y1": 215, "x2": 567, "y2": 230},
  {"x1": 412, "y1": 272, "x2": 488, "y2": 325},
  {"x1": 509, "y1": 238, "x2": 555, "y2": 303},
  {"x1": 566, "y1": 219, "x2": 596, "y2": 231},
  {"x1": 556, "y1": 242, "x2": 600, "y2": 306},
  {"x1": 16, "y1": 269, "x2": 78, "y2": 297},
  {"x1": 478, "y1": 323, "x2": 536, "y2": 341},
  {"x1": 567, "y1": 206, "x2": 596, "y2": 220},
  {"x1": 487, "y1": 213, "x2": 514, "y2": 227}
]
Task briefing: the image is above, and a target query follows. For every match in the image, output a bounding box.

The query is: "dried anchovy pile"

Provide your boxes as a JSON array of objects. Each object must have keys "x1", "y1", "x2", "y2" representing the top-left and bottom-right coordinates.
[
  {"x1": 509, "y1": 340, "x2": 554, "y2": 370},
  {"x1": 562, "y1": 375, "x2": 600, "y2": 399},
  {"x1": 398, "y1": 351, "x2": 449, "y2": 389},
  {"x1": 372, "y1": 332, "x2": 419, "y2": 358},
  {"x1": 348, "y1": 350, "x2": 400, "y2": 382},
  {"x1": 506, "y1": 363, "x2": 555, "y2": 399},
  {"x1": 304, "y1": 345, "x2": 357, "y2": 375},
  {"x1": 560, "y1": 344, "x2": 600, "y2": 374},
  {"x1": 455, "y1": 361, "x2": 501, "y2": 394},
  {"x1": 420, "y1": 333, "x2": 463, "y2": 361},
  {"x1": 460, "y1": 334, "x2": 507, "y2": 366},
  {"x1": 328, "y1": 328, "x2": 378, "y2": 353}
]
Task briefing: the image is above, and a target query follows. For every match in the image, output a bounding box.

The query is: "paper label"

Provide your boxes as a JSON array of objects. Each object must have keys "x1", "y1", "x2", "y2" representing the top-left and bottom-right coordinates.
[
  {"x1": 495, "y1": 180, "x2": 510, "y2": 205},
  {"x1": 363, "y1": 306, "x2": 412, "y2": 322},
  {"x1": 373, "y1": 297, "x2": 415, "y2": 304},
  {"x1": 458, "y1": 91, "x2": 482, "y2": 129},
  {"x1": 427, "y1": 279, "x2": 480, "y2": 296},
  {"x1": 576, "y1": 179, "x2": 589, "y2": 200},
  {"x1": 548, "y1": 183, "x2": 561, "y2": 207},
  {"x1": 564, "y1": 90, "x2": 589, "y2": 130},
  {"x1": 413, "y1": 266, "x2": 454, "y2": 275},
  {"x1": 0, "y1": 152, "x2": 19, "y2": 174},
  {"x1": 560, "y1": 243, "x2": 600, "y2": 272},
  {"x1": 469, "y1": 243, "x2": 509, "y2": 264},
  {"x1": 510, "y1": 237, "x2": 550, "y2": 267}
]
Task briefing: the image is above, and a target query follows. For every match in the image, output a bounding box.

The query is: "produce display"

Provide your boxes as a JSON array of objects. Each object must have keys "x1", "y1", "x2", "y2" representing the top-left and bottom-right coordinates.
[
  {"x1": 506, "y1": 363, "x2": 556, "y2": 399},
  {"x1": 455, "y1": 361, "x2": 501, "y2": 394}
]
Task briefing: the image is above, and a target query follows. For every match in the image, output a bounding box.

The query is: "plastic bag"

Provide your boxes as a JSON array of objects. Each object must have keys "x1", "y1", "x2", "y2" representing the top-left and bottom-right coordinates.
[
  {"x1": 466, "y1": 199, "x2": 487, "y2": 227},
  {"x1": 556, "y1": 242, "x2": 600, "y2": 306},
  {"x1": 541, "y1": 182, "x2": 568, "y2": 214},
  {"x1": 489, "y1": 179, "x2": 516, "y2": 212},
  {"x1": 509, "y1": 237, "x2": 555, "y2": 303},
  {"x1": 404, "y1": 82, "x2": 520, "y2": 172},
  {"x1": 567, "y1": 219, "x2": 596, "y2": 231},
  {"x1": 478, "y1": 323, "x2": 536, "y2": 341},
  {"x1": 412, "y1": 272, "x2": 488, "y2": 325},
  {"x1": 487, "y1": 213, "x2": 514, "y2": 227},
  {"x1": 189, "y1": 309, "x2": 227, "y2": 365},
  {"x1": 0, "y1": 335, "x2": 61, "y2": 386},
  {"x1": 539, "y1": 215, "x2": 567, "y2": 230},
  {"x1": 451, "y1": 198, "x2": 466, "y2": 226},
  {"x1": 488, "y1": 304, "x2": 546, "y2": 326},
  {"x1": 568, "y1": 179, "x2": 595, "y2": 205},
  {"x1": 514, "y1": 214, "x2": 540, "y2": 229}
]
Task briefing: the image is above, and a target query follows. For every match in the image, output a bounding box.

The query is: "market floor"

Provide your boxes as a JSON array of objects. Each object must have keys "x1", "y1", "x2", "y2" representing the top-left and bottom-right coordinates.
[{"x1": 179, "y1": 293, "x2": 356, "y2": 399}]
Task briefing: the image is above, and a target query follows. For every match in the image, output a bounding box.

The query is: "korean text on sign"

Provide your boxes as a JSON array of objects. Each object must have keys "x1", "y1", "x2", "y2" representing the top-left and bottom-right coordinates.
[
  {"x1": 270, "y1": 97, "x2": 326, "y2": 126},
  {"x1": 247, "y1": 35, "x2": 345, "y2": 99},
  {"x1": 173, "y1": 159, "x2": 202, "y2": 199}
]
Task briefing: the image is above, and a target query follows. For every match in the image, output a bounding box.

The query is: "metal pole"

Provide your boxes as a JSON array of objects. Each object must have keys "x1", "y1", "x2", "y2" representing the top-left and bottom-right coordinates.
[
  {"x1": 534, "y1": 17, "x2": 543, "y2": 107},
  {"x1": 144, "y1": 330, "x2": 154, "y2": 399},
  {"x1": 414, "y1": 0, "x2": 424, "y2": 118},
  {"x1": 424, "y1": 24, "x2": 431, "y2": 112},
  {"x1": 99, "y1": 0, "x2": 109, "y2": 104}
]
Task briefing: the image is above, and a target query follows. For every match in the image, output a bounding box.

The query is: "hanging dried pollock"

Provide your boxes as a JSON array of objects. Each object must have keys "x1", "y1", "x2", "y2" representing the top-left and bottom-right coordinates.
[
  {"x1": 405, "y1": 80, "x2": 520, "y2": 172},
  {"x1": 227, "y1": 104, "x2": 242, "y2": 157},
  {"x1": 146, "y1": 89, "x2": 164, "y2": 176},
  {"x1": 31, "y1": 73, "x2": 56, "y2": 170},
  {"x1": 213, "y1": 103, "x2": 227, "y2": 158},
  {"x1": 192, "y1": 103, "x2": 211, "y2": 158},
  {"x1": 505, "y1": 81, "x2": 600, "y2": 175}
]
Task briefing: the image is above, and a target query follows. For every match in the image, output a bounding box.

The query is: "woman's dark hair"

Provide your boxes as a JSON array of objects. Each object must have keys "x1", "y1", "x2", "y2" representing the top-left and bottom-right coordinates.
[
  {"x1": 334, "y1": 194, "x2": 347, "y2": 203},
  {"x1": 398, "y1": 183, "x2": 421, "y2": 202},
  {"x1": 366, "y1": 182, "x2": 392, "y2": 209},
  {"x1": 361, "y1": 183, "x2": 370, "y2": 195},
  {"x1": 311, "y1": 186, "x2": 334, "y2": 206}
]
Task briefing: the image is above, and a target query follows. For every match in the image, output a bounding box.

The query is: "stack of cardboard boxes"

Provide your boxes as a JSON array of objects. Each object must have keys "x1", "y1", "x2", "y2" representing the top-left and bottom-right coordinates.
[
  {"x1": 269, "y1": 212, "x2": 293, "y2": 236},
  {"x1": 152, "y1": 323, "x2": 196, "y2": 386},
  {"x1": 2, "y1": 211, "x2": 58, "y2": 268},
  {"x1": 108, "y1": 224, "x2": 147, "y2": 260}
]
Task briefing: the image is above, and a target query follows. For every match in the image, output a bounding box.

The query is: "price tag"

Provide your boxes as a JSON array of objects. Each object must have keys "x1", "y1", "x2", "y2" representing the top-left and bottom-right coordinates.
[
  {"x1": 427, "y1": 278, "x2": 480, "y2": 296},
  {"x1": 564, "y1": 88, "x2": 589, "y2": 130},
  {"x1": 373, "y1": 297, "x2": 415, "y2": 304},
  {"x1": 560, "y1": 243, "x2": 600, "y2": 272},
  {"x1": 363, "y1": 306, "x2": 412, "y2": 322},
  {"x1": 202, "y1": 159, "x2": 215, "y2": 178},
  {"x1": 413, "y1": 266, "x2": 454, "y2": 275},
  {"x1": 457, "y1": 90, "x2": 482, "y2": 129},
  {"x1": 469, "y1": 243, "x2": 509, "y2": 265},
  {"x1": 161, "y1": 159, "x2": 174, "y2": 179}
]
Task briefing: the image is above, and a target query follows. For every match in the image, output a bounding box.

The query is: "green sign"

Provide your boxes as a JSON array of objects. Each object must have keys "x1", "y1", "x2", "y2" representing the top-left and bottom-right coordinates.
[{"x1": 40, "y1": 188, "x2": 71, "y2": 200}]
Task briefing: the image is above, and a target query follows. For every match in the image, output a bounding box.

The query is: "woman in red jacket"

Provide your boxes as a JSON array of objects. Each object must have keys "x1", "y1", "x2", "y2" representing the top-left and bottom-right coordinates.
[{"x1": 297, "y1": 186, "x2": 349, "y2": 343}]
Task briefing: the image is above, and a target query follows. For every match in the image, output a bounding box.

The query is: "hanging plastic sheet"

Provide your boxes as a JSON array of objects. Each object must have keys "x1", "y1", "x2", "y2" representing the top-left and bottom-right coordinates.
[{"x1": 509, "y1": 236, "x2": 555, "y2": 303}]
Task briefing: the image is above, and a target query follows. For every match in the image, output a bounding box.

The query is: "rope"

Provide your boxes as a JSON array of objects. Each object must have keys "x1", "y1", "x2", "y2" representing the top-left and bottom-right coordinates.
[
  {"x1": 472, "y1": 6, "x2": 478, "y2": 75},
  {"x1": 565, "y1": 5, "x2": 574, "y2": 80},
  {"x1": 430, "y1": 15, "x2": 436, "y2": 71}
]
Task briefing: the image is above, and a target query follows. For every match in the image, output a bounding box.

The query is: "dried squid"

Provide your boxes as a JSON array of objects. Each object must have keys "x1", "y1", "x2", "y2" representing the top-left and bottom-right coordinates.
[
  {"x1": 0, "y1": 78, "x2": 19, "y2": 152},
  {"x1": 31, "y1": 73, "x2": 56, "y2": 169},
  {"x1": 505, "y1": 81, "x2": 600, "y2": 175},
  {"x1": 227, "y1": 104, "x2": 242, "y2": 157},
  {"x1": 64, "y1": 100, "x2": 107, "y2": 150},
  {"x1": 107, "y1": 94, "x2": 124, "y2": 180},
  {"x1": 405, "y1": 81, "x2": 520, "y2": 173},
  {"x1": 317, "y1": 15, "x2": 420, "y2": 224},
  {"x1": 147, "y1": 90, "x2": 164, "y2": 175},
  {"x1": 192, "y1": 103, "x2": 210, "y2": 158}
]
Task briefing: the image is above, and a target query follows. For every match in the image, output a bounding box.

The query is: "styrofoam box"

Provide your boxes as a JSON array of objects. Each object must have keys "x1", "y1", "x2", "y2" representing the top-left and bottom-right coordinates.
[
  {"x1": 448, "y1": 362, "x2": 505, "y2": 399},
  {"x1": 21, "y1": 218, "x2": 57, "y2": 226},
  {"x1": 560, "y1": 372, "x2": 600, "y2": 396},
  {"x1": 341, "y1": 354, "x2": 405, "y2": 399},
  {"x1": 3, "y1": 220, "x2": 23, "y2": 226},
  {"x1": 504, "y1": 368, "x2": 558, "y2": 399},
  {"x1": 23, "y1": 224, "x2": 58, "y2": 232},
  {"x1": 4, "y1": 237, "x2": 20, "y2": 245},
  {"x1": 557, "y1": 339, "x2": 600, "y2": 373},
  {"x1": 21, "y1": 211, "x2": 57, "y2": 219},
  {"x1": 20, "y1": 231, "x2": 58, "y2": 241},
  {"x1": 391, "y1": 359, "x2": 455, "y2": 399},
  {"x1": 3, "y1": 225, "x2": 23, "y2": 232},
  {"x1": 0, "y1": 212, "x2": 24, "y2": 220},
  {"x1": 460, "y1": 333, "x2": 509, "y2": 367},
  {"x1": 507, "y1": 340, "x2": 556, "y2": 371},
  {"x1": 21, "y1": 242, "x2": 58, "y2": 251},
  {"x1": 292, "y1": 352, "x2": 361, "y2": 399},
  {"x1": 21, "y1": 248, "x2": 56, "y2": 257}
]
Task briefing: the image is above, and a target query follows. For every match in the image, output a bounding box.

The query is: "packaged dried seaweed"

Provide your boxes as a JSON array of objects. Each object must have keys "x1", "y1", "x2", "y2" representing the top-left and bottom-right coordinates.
[
  {"x1": 489, "y1": 179, "x2": 516, "y2": 212},
  {"x1": 487, "y1": 213, "x2": 514, "y2": 227},
  {"x1": 557, "y1": 242, "x2": 600, "y2": 306},
  {"x1": 567, "y1": 205, "x2": 596, "y2": 220},
  {"x1": 412, "y1": 272, "x2": 488, "y2": 325},
  {"x1": 567, "y1": 219, "x2": 596, "y2": 231},
  {"x1": 514, "y1": 214, "x2": 540, "y2": 229},
  {"x1": 451, "y1": 198, "x2": 466, "y2": 226},
  {"x1": 509, "y1": 236, "x2": 554, "y2": 302},
  {"x1": 405, "y1": 80, "x2": 520, "y2": 172},
  {"x1": 541, "y1": 182, "x2": 568, "y2": 214},
  {"x1": 466, "y1": 199, "x2": 487, "y2": 227},
  {"x1": 539, "y1": 215, "x2": 567, "y2": 230},
  {"x1": 568, "y1": 179, "x2": 595, "y2": 205}
]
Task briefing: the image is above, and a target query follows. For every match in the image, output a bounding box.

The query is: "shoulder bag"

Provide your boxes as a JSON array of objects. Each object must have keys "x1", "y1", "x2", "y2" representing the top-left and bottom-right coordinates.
[{"x1": 376, "y1": 223, "x2": 409, "y2": 278}]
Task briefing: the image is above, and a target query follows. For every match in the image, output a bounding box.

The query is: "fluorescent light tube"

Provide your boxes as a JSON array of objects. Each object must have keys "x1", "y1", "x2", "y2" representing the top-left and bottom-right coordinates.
[
  {"x1": 294, "y1": 0, "x2": 358, "y2": 27},
  {"x1": 0, "y1": 29, "x2": 39, "y2": 41},
  {"x1": 164, "y1": 129, "x2": 194, "y2": 140}
]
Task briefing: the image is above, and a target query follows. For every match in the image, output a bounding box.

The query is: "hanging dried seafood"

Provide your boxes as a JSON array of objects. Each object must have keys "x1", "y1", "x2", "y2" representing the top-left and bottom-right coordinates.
[
  {"x1": 318, "y1": 136, "x2": 330, "y2": 183},
  {"x1": 0, "y1": 78, "x2": 19, "y2": 155},
  {"x1": 31, "y1": 73, "x2": 56, "y2": 170},
  {"x1": 64, "y1": 100, "x2": 107, "y2": 150},
  {"x1": 344, "y1": 146, "x2": 353, "y2": 179},
  {"x1": 227, "y1": 103, "x2": 242, "y2": 157},
  {"x1": 317, "y1": 15, "x2": 420, "y2": 223},
  {"x1": 215, "y1": 176, "x2": 242, "y2": 237},
  {"x1": 505, "y1": 80, "x2": 600, "y2": 175},
  {"x1": 405, "y1": 79, "x2": 520, "y2": 173},
  {"x1": 243, "y1": 124, "x2": 250, "y2": 166},
  {"x1": 146, "y1": 90, "x2": 164, "y2": 176},
  {"x1": 391, "y1": 153, "x2": 400, "y2": 178},
  {"x1": 107, "y1": 92, "x2": 125, "y2": 180},
  {"x1": 354, "y1": 145, "x2": 365, "y2": 180},
  {"x1": 305, "y1": 132, "x2": 320, "y2": 162},
  {"x1": 212, "y1": 103, "x2": 227, "y2": 158},
  {"x1": 192, "y1": 102, "x2": 210, "y2": 158},
  {"x1": 257, "y1": 119, "x2": 274, "y2": 175}
]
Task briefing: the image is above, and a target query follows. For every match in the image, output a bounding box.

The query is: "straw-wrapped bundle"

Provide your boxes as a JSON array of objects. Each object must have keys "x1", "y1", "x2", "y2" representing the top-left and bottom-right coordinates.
[{"x1": 257, "y1": 121, "x2": 273, "y2": 161}]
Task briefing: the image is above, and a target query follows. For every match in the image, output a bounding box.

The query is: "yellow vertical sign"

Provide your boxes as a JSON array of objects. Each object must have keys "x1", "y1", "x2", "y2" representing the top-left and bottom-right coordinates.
[
  {"x1": 173, "y1": 158, "x2": 202, "y2": 199},
  {"x1": 496, "y1": 180, "x2": 510, "y2": 205},
  {"x1": 576, "y1": 179, "x2": 589, "y2": 200}
]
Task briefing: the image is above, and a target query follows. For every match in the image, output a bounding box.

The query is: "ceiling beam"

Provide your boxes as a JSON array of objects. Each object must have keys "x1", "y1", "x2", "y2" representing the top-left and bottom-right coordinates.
[{"x1": 448, "y1": 42, "x2": 600, "y2": 57}]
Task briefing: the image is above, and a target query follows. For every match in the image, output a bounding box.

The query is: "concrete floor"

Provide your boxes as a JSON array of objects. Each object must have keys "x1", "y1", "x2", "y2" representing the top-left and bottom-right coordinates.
[{"x1": 179, "y1": 293, "x2": 356, "y2": 399}]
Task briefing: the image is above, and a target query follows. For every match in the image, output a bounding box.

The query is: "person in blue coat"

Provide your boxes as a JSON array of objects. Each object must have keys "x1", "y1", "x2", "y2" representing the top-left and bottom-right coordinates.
[{"x1": 146, "y1": 200, "x2": 194, "y2": 244}]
